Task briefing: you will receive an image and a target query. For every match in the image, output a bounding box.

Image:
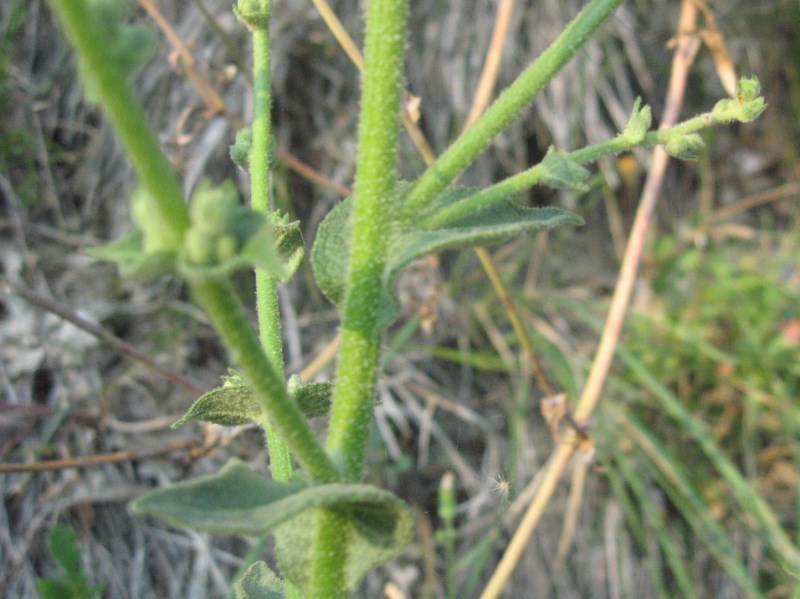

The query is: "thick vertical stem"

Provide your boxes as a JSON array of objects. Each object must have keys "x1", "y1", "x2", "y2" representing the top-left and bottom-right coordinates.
[{"x1": 325, "y1": 0, "x2": 410, "y2": 480}]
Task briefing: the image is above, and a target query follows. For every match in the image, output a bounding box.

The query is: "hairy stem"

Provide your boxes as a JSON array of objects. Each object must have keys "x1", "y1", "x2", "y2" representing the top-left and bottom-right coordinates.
[
  {"x1": 325, "y1": 0, "x2": 410, "y2": 480},
  {"x1": 249, "y1": 21, "x2": 293, "y2": 482}
]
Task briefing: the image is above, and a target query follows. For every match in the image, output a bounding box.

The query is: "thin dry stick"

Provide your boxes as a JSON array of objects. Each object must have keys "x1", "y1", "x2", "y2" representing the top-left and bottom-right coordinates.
[
  {"x1": 459, "y1": 0, "x2": 558, "y2": 396},
  {"x1": 0, "y1": 276, "x2": 204, "y2": 396},
  {"x1": 709, "y1": 182, "x2": 799, "y2": 222},
  {"x1": 463, "y1": 0, "x2": 516, "y2": 132},
  {"x1": 556, "y1": 451, "x2": 589, "y2": 561},
  {"x1": 479, "y1": 2, "x2": 702, "y2": 596},
  {"x1": 310, "y1": 0, "x2": 363, "y2": 70},
  {"x1": 137, "y1": 0, "x2": 226, "y2": 117},
  {"x1": 0, "y1": 438, "x2": 198, "y2": 473}
]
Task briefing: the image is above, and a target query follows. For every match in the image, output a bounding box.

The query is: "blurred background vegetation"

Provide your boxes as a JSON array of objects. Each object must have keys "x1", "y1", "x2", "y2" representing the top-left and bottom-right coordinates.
[{"x1": 0, "y1": 0, "x2": 798, "y2": 597}]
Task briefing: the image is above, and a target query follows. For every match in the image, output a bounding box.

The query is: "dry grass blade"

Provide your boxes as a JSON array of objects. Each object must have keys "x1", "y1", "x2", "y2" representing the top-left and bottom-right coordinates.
[{"x1": 462, "y1": 0, "x2": 516, "y2": 132}]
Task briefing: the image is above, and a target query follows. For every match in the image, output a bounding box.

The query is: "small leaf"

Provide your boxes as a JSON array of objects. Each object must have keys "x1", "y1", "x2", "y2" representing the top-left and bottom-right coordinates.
[
  {"x1": 712, "y1": 76, "x2": 767, "y2": 124},
  {"x1": 622, "y1": 97, "x2": 652, "y2": 144},
  {"x1": 131, "y1": 459, "x2": 414, "y2": 594},
  {"x1": 539, "y1": 146, "x2": 591, "y2": 191},
  {"x1": 664, "y1": 133, "x2": 705, "y2": 161},
  {"x1": 172, "y1": 379, "x2": 333, "y2": 428},
  {"x1": 84, "y1": 229, "x2": 175, "y2": 279},
  {"x1": 230, "y1": 128, "x2": 253, "y2": 170},
  {"x1": 173, "y1": 385, "x2": 261, "y2": 428},
  {"x1": 272, "y1": 218, "x2": 304, "y2": 283},
  {"x1": 49, "y1": 525, "x2": 82, "y2": 578},
  {"x1": 234, "y1": 562, "x2": 285, "y2": 599},
  {"x1": 37, "y1": 525, "x2": 102, "y2": 599}
]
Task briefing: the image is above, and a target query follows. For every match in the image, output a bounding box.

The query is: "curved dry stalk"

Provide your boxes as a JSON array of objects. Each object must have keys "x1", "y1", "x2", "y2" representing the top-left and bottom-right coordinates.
[
  {"x1": 460, "y1": 0, "x2": 557, "y2": 396},
  {"x1": 479, "y1": 2, "x2": 702, "y2": 596},
  {"x1": 463, "y1": 0, "x2": 516, "y2": 132}
]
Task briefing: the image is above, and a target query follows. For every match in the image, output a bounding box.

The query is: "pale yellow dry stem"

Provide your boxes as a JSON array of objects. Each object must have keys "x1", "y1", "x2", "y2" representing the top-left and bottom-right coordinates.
[
  {"x1": 299, "y1": 333, "x2": 341, "y2": 383},
  {"x1": 463, "y1": 0, "x2": 516, "y2": 131},
  {"x1": 479, "y1": 2, "x2": 702, "y2": 596},
  {"x1": 310, "y1": 0, "x2": 364, "y2": 70},
  {"x1": 475, "y1": 247, "x2": 556, "y2": 396},
  {"x1": 461, "y1": 0, "x2": 557, "y2": 397},
  {"x1": 479, "y1": 440, "x2": 577, "y2": 599},
  {"x1": 556, "y1": 450, "x2": 590, "y2": 561}
]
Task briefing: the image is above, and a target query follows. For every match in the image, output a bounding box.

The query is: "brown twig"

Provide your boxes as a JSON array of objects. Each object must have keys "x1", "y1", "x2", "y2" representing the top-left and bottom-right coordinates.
[
  {"x1": 0, "y1": 438, "x2": 199, "y2": 473},
  {"x1": 137, "y1": 0, "x2": 226, "y2": 117},
  {"x1": 479, "y1": 2, "x2": 702, "y2": 596},
  {"x1": 0, "y1": 276, "x2": 204, "y2": 396}
]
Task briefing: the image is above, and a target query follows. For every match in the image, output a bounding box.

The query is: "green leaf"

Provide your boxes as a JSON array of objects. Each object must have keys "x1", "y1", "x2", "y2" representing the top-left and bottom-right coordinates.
[
  {"x1": 312, "y1": 192, "x2": 581, "y2": 328},
  {"x1": 539, "y1": 146, "x2": 591, "y2": 191},
  {"x1": 131, "y1": 459, "x2": 414, "y2": 594},
  {"x1": 84, "y1": 229, "x2": 175, "y2": 279},
  {"x1": 49, "y1": 525, "x2": 82, "y2": 578},
  {"x1": 622, "y1": 97, "x2": 652, "y2": 144},
  {"x1": 233, "y1": 562, "x2": 285, "y2": 599},
  {"x1": 379, "y1": 201, "x2": 582, "y2": 326},
  {"x1": 272, "y1": 217, "x2": 304, "y2": 283},
  {"x1": 664, "y1": 133, "x2": 704, "y2": 161},
  {"x1": 310, "y1": 195, "x2": 353, "y2": 306},
  {"x1": 712, "y1": 77, "x2": 766, "y2": 124},
  {"x1": 37, "y1": 524, "x2": 102, "y2": 599},
  {"x1": 230, "y1": 128, "x2": 279, "y2": 172},
  {"x1": 172, "y1": 378, "x2": 333, "y2": 428},
  {"x1": 230, "y1": 128, "x2": 253, "y2": 171}
]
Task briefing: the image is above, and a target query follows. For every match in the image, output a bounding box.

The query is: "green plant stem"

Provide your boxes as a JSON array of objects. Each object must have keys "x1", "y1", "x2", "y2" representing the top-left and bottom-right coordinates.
[
  {"x1": 309, "y1": 509, "x2": 349, "y2": 597},
  {"x1": 404, "y1": 0, "x2": 623, "y2": 214},
  {"x1": 190, "y1": 277, "x2": 339, "y2": 483},
  {"x1": 249, "y1": 22, "x2": 293, "y2": 483},
  {"x1": 48, "y1": 0, "x2": 189, "y2": 249},
  {"x1": 420, "y1": 111, "x2": 722, "y2": 229},
  {"x1": 325, "y1": 0, "x2": 410, "y2": 480}
]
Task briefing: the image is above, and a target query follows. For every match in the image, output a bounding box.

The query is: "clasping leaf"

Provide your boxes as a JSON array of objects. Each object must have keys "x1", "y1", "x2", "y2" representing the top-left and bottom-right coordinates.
[{"x1": 131, "y1": 459, "x2": 413, "y2": 595}]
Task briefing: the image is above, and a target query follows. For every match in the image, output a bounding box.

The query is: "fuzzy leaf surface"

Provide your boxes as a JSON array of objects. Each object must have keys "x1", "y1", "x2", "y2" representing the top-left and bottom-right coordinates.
[
  {"x1": 233, "y1": 562, "x2": 284, "y2": 599},
  {"x1": 172, "y1": 381, "x2": 333, "y2": 428},
  {"x1": 131, "y1": 459, "x2": 413, "y2": 595}
]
